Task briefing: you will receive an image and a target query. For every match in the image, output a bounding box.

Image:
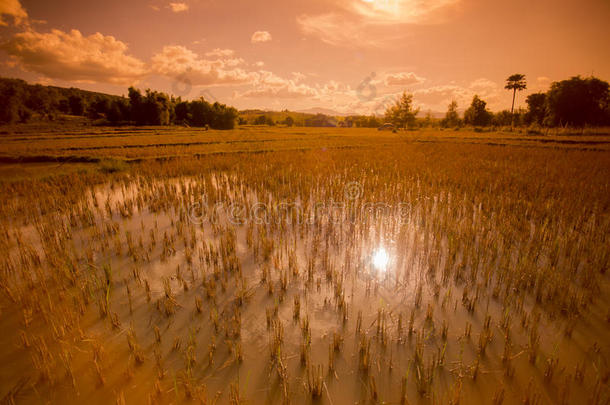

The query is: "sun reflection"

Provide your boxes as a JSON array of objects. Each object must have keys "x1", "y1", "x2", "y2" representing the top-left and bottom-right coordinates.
[{"x1": 372, "y1": 248, "x2": 390, "y2": 271}]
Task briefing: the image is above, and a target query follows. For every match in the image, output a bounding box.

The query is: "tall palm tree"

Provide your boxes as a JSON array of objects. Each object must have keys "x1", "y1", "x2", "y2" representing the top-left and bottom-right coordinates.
[{"x1": 505, "y1": 74, "x2": 527, "y2": 129}]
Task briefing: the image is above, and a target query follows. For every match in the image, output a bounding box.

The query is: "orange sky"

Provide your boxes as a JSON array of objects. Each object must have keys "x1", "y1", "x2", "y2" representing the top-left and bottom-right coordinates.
[{"x1": 1, "y1": 0, "x2": 609, "y2": 114}]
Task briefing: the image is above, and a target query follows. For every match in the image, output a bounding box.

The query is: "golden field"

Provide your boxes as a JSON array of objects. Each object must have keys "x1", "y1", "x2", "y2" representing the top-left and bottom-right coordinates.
[{"x1": 0, "y1": 126, "x2": 609, "y2": 404}]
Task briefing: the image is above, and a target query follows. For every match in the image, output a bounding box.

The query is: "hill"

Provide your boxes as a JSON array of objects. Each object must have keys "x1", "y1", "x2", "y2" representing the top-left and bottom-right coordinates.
[{"x1": 296, "y1": 107, "x2": 350, "y2": 116}]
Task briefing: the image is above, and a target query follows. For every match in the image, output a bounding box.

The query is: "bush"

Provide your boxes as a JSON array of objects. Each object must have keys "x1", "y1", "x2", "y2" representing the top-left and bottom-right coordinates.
[{"x1": 99, "y1": 159, "x2": 128, "y2": 174}]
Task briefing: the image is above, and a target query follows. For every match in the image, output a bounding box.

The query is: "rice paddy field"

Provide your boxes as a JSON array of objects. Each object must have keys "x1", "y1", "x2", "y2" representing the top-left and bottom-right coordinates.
[{"x1": 0, "y1": 125, "x2": 609, "y2": 404}]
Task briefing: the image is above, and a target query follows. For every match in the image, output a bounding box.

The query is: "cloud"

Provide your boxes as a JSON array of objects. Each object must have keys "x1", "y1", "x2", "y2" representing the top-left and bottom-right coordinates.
[
  {"x1": 237, "y1": 71, "x2": 319, "y2": 99},
  {"x1": 205, "y1": 48, "x2": 234, "y2": 58},
  {"x1": 238, "y1": 84, "x2": 317, "y2": 99},
  {"x1": 384, "y1": 72, "x2": 425, "y2": 86},
  {"x1": 237, "y1": 73, "x2": 358, "y2": 102},
  {"x1": 251, "y1": 31, "x2": 272, "y2": 43},
  {"x1": 411, "y1": 79, "x2": 503, "y2": 111},
  {"x1": 292, "y1": 72, "x2": 306, "y2": 82},
  {"x1": 297, "y1": 13, "x2": 385, "y2": 47},
  {"x1": 2, "y1": 28, "x2": 146, "y2": 85},
  {"x1": 349, "y1": 0, "x2": 459, "y2": 24},
  {"x1": 168, "y1": 2, "x2": 188, "y2": 12},
  {"x1": 1, "y1": 26, "x2": 339, "y2": 101},
  {"x1": 298, "y1": 0, "x2": 460, "y2": 47},
  {"x1": 151, "y1": 45, "x2": 255, "y2": 86},
  {"x1": 414, "y1": 84, "x2": 470, "y2": 108},
  {"x1": 0, "y1": 0, "x2": 28, "y2": 26},
  {"x1": 533, "y1": 76, "x2": 552, "y2": 91},
  {"x1": 469, "y1": 78, "x2": 497, "y2": 92}
]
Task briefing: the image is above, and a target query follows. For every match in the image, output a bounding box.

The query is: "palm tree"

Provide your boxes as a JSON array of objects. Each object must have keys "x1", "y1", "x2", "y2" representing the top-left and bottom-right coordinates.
[{"x1": 505, "y1": 74, "x2": 527, "y2": 129}]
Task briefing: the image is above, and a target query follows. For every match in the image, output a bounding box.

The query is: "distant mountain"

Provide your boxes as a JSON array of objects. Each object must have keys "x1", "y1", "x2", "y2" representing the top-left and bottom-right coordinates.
[
  {"x1": 296, "y1": 107, "x2": 350, "y2": 117},
  {"x1": 296, "y1": 107, "x2": 447, "y2": 119},
  {"x1": 424, "y1": 111, "x2": 446, "y2": 119}
]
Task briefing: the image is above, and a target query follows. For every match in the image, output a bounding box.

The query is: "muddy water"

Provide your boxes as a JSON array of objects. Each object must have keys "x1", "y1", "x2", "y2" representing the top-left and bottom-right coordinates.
[{"x1": 0, "y1": 174, "x2": 608, "y2": 404}]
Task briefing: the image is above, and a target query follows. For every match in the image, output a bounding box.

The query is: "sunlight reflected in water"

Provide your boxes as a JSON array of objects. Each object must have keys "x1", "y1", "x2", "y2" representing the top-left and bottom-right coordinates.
[{"x1": 372, "y1": 248, "x2": 390, "y2": 272}]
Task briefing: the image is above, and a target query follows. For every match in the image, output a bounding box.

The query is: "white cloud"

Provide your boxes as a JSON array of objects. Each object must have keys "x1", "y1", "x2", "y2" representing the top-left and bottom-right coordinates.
[
  {"x1": 238, "y1": 84, "x2": 317, "y2": 99},
  {"x1": 237, "y1": 71, "x2": 321, "y2": 99},
  {"x1": 205, "y1": 48, "x2": 235, "y2": 57},
  {"x1": 151, "y1": 45, "x2": 255, "y2": 86},
  {"x1": 384, "y1": 72, "x2": 425, "y2": 86},
  {"x1": 298, "y1": 0, "x2": 460, "y2": 47},
  {"x1": 349, "y1": 0, "x2": 459, "y2": 24},
  {"x1": 411, "y1": 79, "x2": 504, "y2": 112},
  {"x1": 251, "y1": 31, "x2": 272, "y2": 43},
  {"x1": 237, "y1": 73, "x2": 357, "y2": 103},
  {"x1": 0, "y1": 0, "x2": 28, "y2": 26},
  {"x1": 414, "y1": 85, "x2": 470, "y2": 109},
  {"x1": 469, "y1": 78, "x2": 497, "y2": 91},
  {"x1": 297, "y1": 13, "x2": 385, "y2": 47},
  {"x1": 292, "y1": 72, "x2": 306, "y2": 82},
  {"x1": 168, "y1": 2, "x2": 188, "y2": 12},
  {"x1": 2, "y1": 28, "x2": 146, "y2": 85}
]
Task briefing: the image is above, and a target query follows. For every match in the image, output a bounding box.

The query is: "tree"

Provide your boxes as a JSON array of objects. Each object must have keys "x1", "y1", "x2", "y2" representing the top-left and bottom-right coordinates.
[
  {"x1": 464, "y1": 95, "x2": 492, "y2": 127},
  {"x1": 284, "y1": 116, "x2": 294, "y2": 127},
  {"x1": 492, "y1": 110, "x2": 513, "y2": 127},
  {"x1": 0, "y1": 77, "x2": 241, "y2": 129},
  {"x1": 384, "y1": 92, "x2": 419, "y2": 129},
  {"x1": 144, "y1": 90, "x2": 171, "y2": 125},
  {"x1": 174, "y1": 101, "x2": 191, "y2": 125},
  {"x1": 107, "y1": 98, "x2": 130, "y2": 123},
  {"x1": 186, "y1": 98, "x2": 236, "y2": 129},
  {"x1": 210, "y1": 101, "x2": 237, "y2": 129},
  {"x1": 88, "y1": 96, "x2": 110, "y2": 119},
  {"x1": 505, "y1": 74, "x2": 527, "y2": 128},
  {"x1": 0, "y1": 80, "x2": 27, "y2": 124},
  {"x1": 190, "y1": 98, "x2": 212, "y2": 127},
  {"x1": 422, "y1": 111, "x2": 433, "y2": 127},
  {"x1": 441, "y1": 101, "x2": 461, "y2": 128},
  {"x1": 525, "y1": 93, "x2": 546, "y2": 126},
  {"x1": 367, "y1": 116, "x2": 381, "y2": 127},
  {"x1": 128, "y1": 87, "x2": 145, "y2": 124},
  {"x1": 544, "y1": 76, "x2": 609, "y2": 127},
  {"x1": 254, "y1": 115, "x2": 267, "y2": 125},
  {"x1": 68, "y1": 95, "x2": 85, "y2": 116},
  {"x1": 26, "y1": 84, "x2": 52, "y2": 117},
  {"x1": 127, "y1": 88, "x2": 171, "y2": 125},
  {"x1": 303, "y1": 114, "x2": 337, "y2": 127}
]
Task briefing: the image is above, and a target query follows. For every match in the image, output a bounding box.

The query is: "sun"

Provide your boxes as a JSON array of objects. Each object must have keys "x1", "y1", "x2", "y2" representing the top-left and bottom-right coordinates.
[{"x1": 372, "y1": 248, "x2": 390, "y2": 271}]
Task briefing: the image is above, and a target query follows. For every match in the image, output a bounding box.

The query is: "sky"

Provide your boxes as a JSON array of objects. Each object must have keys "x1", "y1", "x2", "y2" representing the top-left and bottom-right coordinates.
[{"x1": 0, "y1": 0, "x2": 609, "y2": 114}]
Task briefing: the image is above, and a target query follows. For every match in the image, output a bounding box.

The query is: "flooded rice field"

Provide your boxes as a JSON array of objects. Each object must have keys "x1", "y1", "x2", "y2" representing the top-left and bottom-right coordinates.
[{"x1": 0, "y1": 147, "x2": 609, "y2": 404}]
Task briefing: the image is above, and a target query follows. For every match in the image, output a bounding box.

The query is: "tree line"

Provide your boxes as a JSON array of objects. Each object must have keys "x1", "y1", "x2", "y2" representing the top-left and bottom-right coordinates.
[
  {"x1": 0, "y1": 78, "x2": 238, "y2": 129},
  {"x1": 241, "y1": 113, "x2": 382, "y2": 128},
  {"x1": 2, "y1": 75, "x2": 608, "y2": 129},
  {"x1": 385, "y1": 75, "x2": 610, "y2": 129}
]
